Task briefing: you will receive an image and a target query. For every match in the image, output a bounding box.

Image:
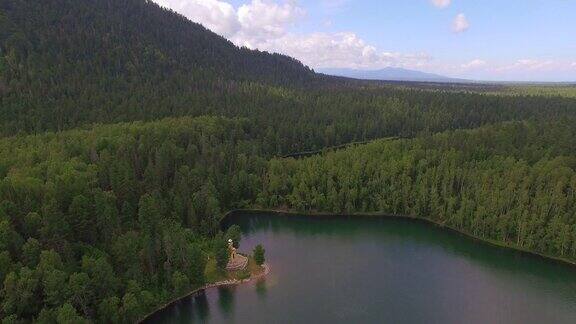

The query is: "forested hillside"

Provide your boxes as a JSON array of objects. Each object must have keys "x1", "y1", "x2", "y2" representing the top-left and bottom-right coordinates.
[
  {"x1": 1, "y1": 0, "x2": 576, "y2": 141},
  {"x1": 0, "y1": 0, "x2": 316, "y2": 134}
]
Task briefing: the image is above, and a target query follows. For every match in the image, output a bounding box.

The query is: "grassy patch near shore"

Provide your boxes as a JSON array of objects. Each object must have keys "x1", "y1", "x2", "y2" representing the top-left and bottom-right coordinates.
[{"x1": 204, "y1": 258, "x2": 222, "y2": 283}]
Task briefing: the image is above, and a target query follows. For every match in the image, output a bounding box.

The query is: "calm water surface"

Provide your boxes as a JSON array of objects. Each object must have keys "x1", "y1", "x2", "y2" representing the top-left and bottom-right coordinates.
[{"x1": 149, "y1": 213, "x2": 576, "y2": 323}]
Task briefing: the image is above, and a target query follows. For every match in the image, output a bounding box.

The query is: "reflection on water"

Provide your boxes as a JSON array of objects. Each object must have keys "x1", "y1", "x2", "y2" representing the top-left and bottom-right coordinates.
[
  {"x1": 166, "y1": 291, "x2": 210, "y2": 324},
  {"x1": 193, "y1": 292, "x2": 209, "y2": 323},
  {"x1": 217, "y1": 287, "x2": 234, "y2": 318},
  {"x1": 151, "y1": 213, "x2": 576, "y2": 324},
  {"x1": 255, "y1": 279, "x2": 267, "y2": 300}
]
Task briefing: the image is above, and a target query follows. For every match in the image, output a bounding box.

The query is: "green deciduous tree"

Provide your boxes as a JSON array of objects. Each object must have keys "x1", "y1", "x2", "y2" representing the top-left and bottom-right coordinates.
[
  {"x1": 21, "y1": 238, "x2": 41, "y2": 268},
  {"x1": 214, "y1": 239, "x2": 230, "y2": 271},
  {"x1": 42, "y1": 269, "x2": 68, "y2": 307},
  {"x1": 55, "y1": 303, "x2": 88, "y2": 324},
  {"x1": 67, "y1": 273, "x2": 93, "y2": 317},
  {"x1": 97, "y1": 296, "x2": 121, "y2": 324},
  {"x1": 171, "y1": 271, "x2": 190, "y2": 296},
  {"x1": 253, "y1": 244, "x2": 265, "y2": 266},
  {"x1": 225, "y1": 225, "x2": 242, "y2": 249},
  {"x1": 1, "y1": 267, "x2": 41, "y2": 318}
]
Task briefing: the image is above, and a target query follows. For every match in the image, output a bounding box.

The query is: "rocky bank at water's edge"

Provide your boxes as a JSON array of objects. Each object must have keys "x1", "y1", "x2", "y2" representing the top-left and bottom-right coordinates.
[{"x1": 138, "y1": 263, "x2": 270, "y2": 323}]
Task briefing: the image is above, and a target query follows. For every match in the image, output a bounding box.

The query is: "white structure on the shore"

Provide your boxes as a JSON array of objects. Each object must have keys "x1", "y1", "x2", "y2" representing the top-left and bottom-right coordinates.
[
  {"x1": 226, "y1": 238, "x2": 247, "y2": 271},
  {"x1": 228, "y1": 239, "x2": 237, "y2": 259}
]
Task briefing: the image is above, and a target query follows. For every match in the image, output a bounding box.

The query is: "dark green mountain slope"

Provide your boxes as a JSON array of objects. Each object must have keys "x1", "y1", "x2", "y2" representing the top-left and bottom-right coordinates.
[
  {"x1": 0, "y1": 0, "x2": 316, "y2": 134},
  {"x1": 0, "y1": 0, "x2": 314, "y2": 83}
]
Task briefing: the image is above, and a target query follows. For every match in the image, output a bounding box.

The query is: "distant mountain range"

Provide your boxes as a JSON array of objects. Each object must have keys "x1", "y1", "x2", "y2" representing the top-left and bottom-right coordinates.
[{"x1": 317, "y1": 67, "x2": 466, "y2": 83}]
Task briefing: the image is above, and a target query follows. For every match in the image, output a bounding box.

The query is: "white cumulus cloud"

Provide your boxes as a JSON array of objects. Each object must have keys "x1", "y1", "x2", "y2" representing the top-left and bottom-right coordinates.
[
  {"x1": 150, "y1": 1, "x2": 575, "y2": 81},
  {"x1": 157, "y1": 0, "x2": 240, "y2": 37},
  {"x1": 153, "y1": 0, "x2": 431, "y2": 70},
  {"x1": 453, "y1": 13, "x2": 470, "y2": 33},
  {"x1": 496, "y1": 59, "x2": 555, "y2": 72},
  {"x1": 461, "y1": 59, "x2": 486, "y2": 70},
  {"x1": 431, "y1": 0, "x2": 451, "y2": 8},
  {"x1": 235, "y1": 0, "x2": 305, "y2": 43},
  {"x1": 249, "y1": 32, "x2": 430, "y2": 69}
]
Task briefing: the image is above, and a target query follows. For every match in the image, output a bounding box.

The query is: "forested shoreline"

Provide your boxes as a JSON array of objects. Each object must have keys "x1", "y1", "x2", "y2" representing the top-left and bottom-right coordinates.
[
  {"x1": 2, "y1": 114, "x2": 576, "y2": 322},
  {"x1": 0, "y1": 116, "x2": 269, "y2": 322},
  {"x1": 259, "y1": 120, "x2": 576, "y2": 260}
]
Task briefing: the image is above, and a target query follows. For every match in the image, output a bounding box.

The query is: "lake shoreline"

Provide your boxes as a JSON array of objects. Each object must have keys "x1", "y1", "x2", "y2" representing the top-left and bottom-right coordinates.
[
  {"x1": 223, "y1": 208, "x2": 576, "y2": 269},
  {"x1": 142, "y1": 208, "x2": 576, "y2": 323},
  {"x1": 138, "y1": 263, "x2": 270, "y2": 323}
]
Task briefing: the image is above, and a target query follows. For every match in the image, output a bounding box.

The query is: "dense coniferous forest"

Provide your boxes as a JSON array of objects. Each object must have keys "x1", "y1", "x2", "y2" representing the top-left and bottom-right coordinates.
[
  {"x1": 0, "y1": 116, "x2": 269, "y2": 322},
  {"x1": 260, "y1": 121, "x2": 576, "y2": 259},
  {"x1": 1, "y1": 0, "x2": 576, "y2": 322}
]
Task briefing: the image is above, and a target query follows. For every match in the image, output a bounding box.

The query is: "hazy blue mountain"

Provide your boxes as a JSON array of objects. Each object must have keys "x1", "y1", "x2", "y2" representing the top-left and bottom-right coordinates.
[{"x1": 318, "y1": 67, "x2": 466, "y2": 83}]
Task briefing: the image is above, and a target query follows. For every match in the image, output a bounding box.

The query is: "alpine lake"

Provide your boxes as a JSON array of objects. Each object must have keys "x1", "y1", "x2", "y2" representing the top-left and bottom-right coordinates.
[{"x1": 147, "y1": 212, "x2": 576, "y2": 324}]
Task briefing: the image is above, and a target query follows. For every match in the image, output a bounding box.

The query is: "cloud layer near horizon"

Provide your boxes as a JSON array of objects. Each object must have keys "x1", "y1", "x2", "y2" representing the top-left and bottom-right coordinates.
[
  {"x1": 154, "y1": 0, "x2": 575, "y2": 81},
  {"x1": 155, "y1": 0, "x2": 431, "y2": 69}
]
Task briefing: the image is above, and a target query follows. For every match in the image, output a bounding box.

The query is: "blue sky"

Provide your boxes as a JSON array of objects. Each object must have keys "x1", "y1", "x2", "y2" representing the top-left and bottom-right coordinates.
[{"x1": 155, "y1": 0, "x2": 576, "y2": 81}]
